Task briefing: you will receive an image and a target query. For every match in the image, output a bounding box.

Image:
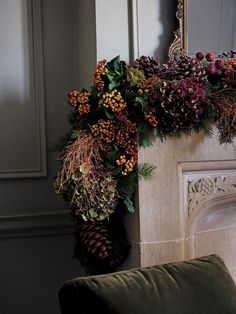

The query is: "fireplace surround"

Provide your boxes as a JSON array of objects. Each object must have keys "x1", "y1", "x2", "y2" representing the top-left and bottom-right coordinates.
[{"x1": 125, "y1": 129, "x2": 236, "y2": 282}]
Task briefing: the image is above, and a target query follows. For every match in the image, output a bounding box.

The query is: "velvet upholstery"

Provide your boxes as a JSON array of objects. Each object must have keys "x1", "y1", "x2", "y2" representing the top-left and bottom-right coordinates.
[{"x1": 58, "y1": 254, "x2": 236, "y2": 314}]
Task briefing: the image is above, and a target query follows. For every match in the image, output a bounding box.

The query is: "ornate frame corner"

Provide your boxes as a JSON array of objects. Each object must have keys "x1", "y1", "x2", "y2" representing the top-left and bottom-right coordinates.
[{"x1": 168, "y1": 0, "x2": 187, "y2": 59}]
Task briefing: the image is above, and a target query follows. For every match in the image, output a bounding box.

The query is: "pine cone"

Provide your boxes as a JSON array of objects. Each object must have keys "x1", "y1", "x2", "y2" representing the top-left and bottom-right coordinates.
[
  {"x1": 133, "y1": 56, "x2": 161, "y2": 78},
  {"x1": 161, "y1": 52, "x2": 207, "y2": 83},
  {"x1": 75, "y1": 220, "x2": 112, "y2": 259}
]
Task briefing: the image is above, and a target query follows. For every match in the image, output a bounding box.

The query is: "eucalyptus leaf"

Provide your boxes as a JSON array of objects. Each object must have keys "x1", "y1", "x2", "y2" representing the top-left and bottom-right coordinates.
[{"x1": 124, "y1": 196, "x2": 135, "y2": 213}]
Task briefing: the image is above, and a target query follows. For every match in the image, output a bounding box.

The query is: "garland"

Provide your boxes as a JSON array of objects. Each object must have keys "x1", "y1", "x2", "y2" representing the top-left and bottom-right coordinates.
[{"x1": 54, "y1": 50, "x2": 236, "y2": 274}]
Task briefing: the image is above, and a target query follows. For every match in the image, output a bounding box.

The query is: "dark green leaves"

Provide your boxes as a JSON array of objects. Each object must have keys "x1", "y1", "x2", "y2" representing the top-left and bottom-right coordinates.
[{"x1": 106, "y1": 56, "x2": 127, "y2": 91}]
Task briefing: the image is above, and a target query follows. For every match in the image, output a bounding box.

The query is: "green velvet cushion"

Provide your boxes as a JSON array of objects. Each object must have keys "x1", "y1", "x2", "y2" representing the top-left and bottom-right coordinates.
[{"x1": 58, "y1": 254, "x2": 236, "y2": 314}]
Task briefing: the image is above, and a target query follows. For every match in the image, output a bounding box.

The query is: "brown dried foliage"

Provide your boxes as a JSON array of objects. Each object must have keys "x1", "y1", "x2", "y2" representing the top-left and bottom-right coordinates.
[
  {"x1": 212, "y1": 89, "x2": 236, "y2": 143},
  {"x1": 140, "y1": 76, "x2": 161, "y2": 94}
]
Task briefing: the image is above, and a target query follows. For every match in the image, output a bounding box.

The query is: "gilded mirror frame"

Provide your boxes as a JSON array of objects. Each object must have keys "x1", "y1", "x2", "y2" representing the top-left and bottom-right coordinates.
[{"x1": 169, "y1": 0, "x2": 187, "y2": 58}]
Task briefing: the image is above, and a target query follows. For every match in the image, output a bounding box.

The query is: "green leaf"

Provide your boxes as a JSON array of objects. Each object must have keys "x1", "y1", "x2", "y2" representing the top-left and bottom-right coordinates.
[
  {"x1": 107, "y1": 72, "x2": 116, "y2": 81},
  {"x1": 111, "y1": 56, "x2": 121, "y2": 71},
  {"x1": 124, "y1": 196, "x2": 135, "y2": 213},
  {"x1": 109, "y1": 80, "x2": 120, "y2": 90},
  {"x1": 134, "y1": 96, "x2": 149, "y2": 113}
]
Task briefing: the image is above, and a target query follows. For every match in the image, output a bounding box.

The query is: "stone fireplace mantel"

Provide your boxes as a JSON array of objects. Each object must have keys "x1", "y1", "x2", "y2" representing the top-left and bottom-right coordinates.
[{"x1": 125, "y1": 129, "x2": 236, "y2": 281}]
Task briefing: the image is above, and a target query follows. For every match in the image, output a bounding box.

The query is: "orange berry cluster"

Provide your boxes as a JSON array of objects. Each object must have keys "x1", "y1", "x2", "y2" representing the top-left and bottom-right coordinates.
[
  {"x1": 115, "y1": 128, "x2": 130, "y2": 148},
  {"x1": 145, "y1": 112, "x2": 158, "y2": 127},
  {"x1": 78, "y1": 91, "x2": 90, "y2": 103},
  {"x1": 69, "y1": 90, "x2": 79, "y2": 107},
  {"x1": 116, "y1": 128, "x2": 137, "y2": 152},
  {"x1": 68, "y1": 90, "x2": 91, "y2": 115},
  {"x1": 125, "y1": 140, "x2": 138, "y2": 158},
  {"x1": 224, "y1": 58, "x2": 236, "y2": 76},
  {"x1": 77, "y1": 91, "x2": 91, "y2": 115},
  {"x1": 78, "y1": 103, "x2": 91, "y2": 115},
  {"x1": 91, "y1": 119, "x2": 115, "y2": 143},
  {"x1": 94, "y1": 60, "x2": 108, "y2": 91},
  {"x1": 116, "y1": 155, "x2": 137, "y2": 176},
  {"x1": 101, "y1": 90, "x2": 127, "y2": 112},
  {"x1": 115, "y1": 128, "x2": 138, "y2": 175},
  {"x1": 116, "y1": 155, "x2": 126, "y2": 165},
  {"x1": 121, "y1": 156, "x2": 137, "y2": 176}
]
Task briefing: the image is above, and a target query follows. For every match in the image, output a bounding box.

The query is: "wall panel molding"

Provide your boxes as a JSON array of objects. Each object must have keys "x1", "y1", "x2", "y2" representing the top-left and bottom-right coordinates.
[
  {"x1": 0, "y1": 212, "x2": 73, "y2": 238},
  {"x1": 0, "y1": 0, "x2": 47, "y2": 179},
  {"x1": 128, "y1": 0, "x2": 140, "y2": 62}
]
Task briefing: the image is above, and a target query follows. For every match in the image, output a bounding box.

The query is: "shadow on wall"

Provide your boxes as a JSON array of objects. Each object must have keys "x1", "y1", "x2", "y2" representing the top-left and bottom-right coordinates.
[{"x1": 155, "y1": 0, "x2": 178, "y2": 62}]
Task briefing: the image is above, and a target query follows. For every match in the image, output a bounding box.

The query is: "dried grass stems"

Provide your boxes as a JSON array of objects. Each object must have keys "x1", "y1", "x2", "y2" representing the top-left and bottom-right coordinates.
[
  {"x1": 57, "y1": 131, "x2": 106, "y2": 191},
  {"x1": 212, "y1": 89, "x2": 236, "y2": 143}
]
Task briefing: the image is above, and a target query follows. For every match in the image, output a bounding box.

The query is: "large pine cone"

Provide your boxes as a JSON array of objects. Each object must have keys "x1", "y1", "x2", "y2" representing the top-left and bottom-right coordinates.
[
  {"x1": 161, "y1": 52, "x2": 207, "y2": 83},
  {"x1": 133, "y1": 56, "x2": 161, "y2": 78},
  {"x1": 73, "y1": 214, "x2": 131, "y2": 275},
  {"x1": 75, "y1": 220, "x2": 112, "y2": 259}
]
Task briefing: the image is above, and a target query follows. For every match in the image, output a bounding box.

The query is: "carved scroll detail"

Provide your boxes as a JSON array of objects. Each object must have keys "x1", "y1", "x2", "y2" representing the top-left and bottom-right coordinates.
[
  {"x1": 187, "y1": 176, "x2": 236, "y2": 217},
  {"x1": 168, "y1": 0, "x2": 184, "y2": 59}
]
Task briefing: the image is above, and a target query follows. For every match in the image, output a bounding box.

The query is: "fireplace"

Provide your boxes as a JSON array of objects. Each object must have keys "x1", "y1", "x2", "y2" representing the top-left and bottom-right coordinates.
[
  {"x1": 184, "y1": 171, "x2": 236, "y2": 281},
  {"x1": 125, "y1": 129, "x2": 236, "y2": 280}
]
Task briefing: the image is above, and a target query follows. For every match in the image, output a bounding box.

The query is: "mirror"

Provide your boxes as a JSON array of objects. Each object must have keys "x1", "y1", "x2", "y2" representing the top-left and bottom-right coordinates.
[{"x1": 169, "y1": 0, "x2": 236, "y2": 58}]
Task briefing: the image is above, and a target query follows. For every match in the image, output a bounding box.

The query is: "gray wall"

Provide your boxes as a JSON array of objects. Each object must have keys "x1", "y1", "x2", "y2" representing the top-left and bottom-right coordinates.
[
  {"x1": 0, "y1": 1, "x2": 87, "y2": 313},
  {"x1": 0, "y1": 0, "x2": 176, "y2": 313}
]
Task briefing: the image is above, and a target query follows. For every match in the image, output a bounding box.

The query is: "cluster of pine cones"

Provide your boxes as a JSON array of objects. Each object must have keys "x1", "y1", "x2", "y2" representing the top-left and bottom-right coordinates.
[
  {"x1": 133, "y1": 52, "x2": 210, "y2": 134},
  {"x1": 133, "y1": 52, "x2": 207, "y2": 82}
]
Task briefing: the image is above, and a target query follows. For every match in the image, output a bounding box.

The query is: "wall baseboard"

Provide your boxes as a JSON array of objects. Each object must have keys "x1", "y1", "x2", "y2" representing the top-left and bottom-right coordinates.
[{"x1": 0, "y1": 212, "x2": 73, "y2": 239}]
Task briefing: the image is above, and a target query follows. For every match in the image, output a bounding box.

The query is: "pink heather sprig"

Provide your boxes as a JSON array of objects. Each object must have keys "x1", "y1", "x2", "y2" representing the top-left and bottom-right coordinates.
[
  {"x1": 115, "y1": 111, "x2": 136, "y2": 134},
  {"x1": 172, "y1": 77, "x2": 206, "y2": 106}
]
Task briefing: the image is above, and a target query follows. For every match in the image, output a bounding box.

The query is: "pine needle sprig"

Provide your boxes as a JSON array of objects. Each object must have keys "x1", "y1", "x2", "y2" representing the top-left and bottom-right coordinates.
[{"x1": 138, "y1": 163, "x2": 156, "y2": 180}]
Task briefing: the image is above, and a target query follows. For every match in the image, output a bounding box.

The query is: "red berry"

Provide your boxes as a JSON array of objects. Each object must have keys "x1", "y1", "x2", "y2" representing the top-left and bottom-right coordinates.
[
  {"x1": 215, "y1": 59, "x2": 224, "y2": 69},
  {"x1": 208, "y1": 64, "x2": 217, "y2": 75},
  {"x1": 205, "y1": 52, "x2": 215, "y2": 62},
  {"x1": 196, "y1": 51, "x2": 205, "y2": 60}
]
